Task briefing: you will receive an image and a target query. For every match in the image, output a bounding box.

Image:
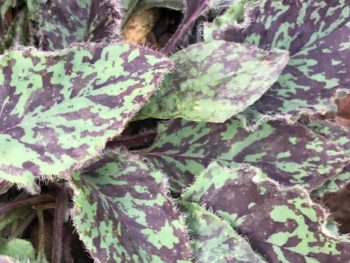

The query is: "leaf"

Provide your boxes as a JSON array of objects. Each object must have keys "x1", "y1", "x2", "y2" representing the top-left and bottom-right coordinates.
[
  {"x1": 0, "y1": 43, "x2": 172, "y2": 186},
  {"x1": 183, "y1": 163, "x2": 350, "y2": 263},
  {"x1": 140, "y1": 118, "x2": 350, "y2": 191},
  {"x1": 137, "y1": 40, "x2": 289, "y2": 123},
  {"x1": 306, "y1": 120, "x2": 350, "y2": 197},
  {"x1": 203, "y1": 0, "x2": 255, "y2": 42},
  {"x1": 37, "y1": 0, "x2": 121, "y2": 50},
  {"x1": 210, "y1": 0, "x2": 350, "y2": 123},
  {"x1": 182, "y1": 201, "x2": 267, "y2": 263},
  {"x1": 71, "y1": 150, "x2": 191, "y2": 263},
  {"x1": 0, "y1": 238, "x2": 36, "y2": 262}
]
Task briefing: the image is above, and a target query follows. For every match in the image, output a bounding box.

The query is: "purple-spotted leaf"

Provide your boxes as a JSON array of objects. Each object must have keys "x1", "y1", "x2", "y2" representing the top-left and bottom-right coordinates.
[
  {"x1": 306, "y1": 120, "x2": 350, "y2": 197},
  {"x1": 71, "y1": 151, "x2": 191, "y2": 263},
  {"x1": 210, "y1": 0, "x2": 350, "y2": 123},
  {"x1": 139, "y1": 118, "x2": 350, "y2": 191},
  {"x1": 0, "y1": 43, "x2": 172, "y2": 185},
  {"x1": 137, "y1": 40, "x2": 288, "y2": 123},
  {"x1": 182, "y1": 202, "x2": 267, "y2": 263},
  {"x1": 183, "y1": 163, "x2": 350, "y2": 263},
  {"x1": 38, "y1": 0, "x2": 121, "y2": 50}
]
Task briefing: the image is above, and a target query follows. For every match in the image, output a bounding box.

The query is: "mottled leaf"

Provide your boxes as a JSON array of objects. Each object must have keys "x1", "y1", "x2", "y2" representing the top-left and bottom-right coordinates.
[
  {"x1": 306, "y1": 120, "x2": 350, "y2": 197},
  {"x1": 0, "y1": 43, "x2": 172, "y2": 185},
  {"x1": 140, "y1": 118, "x2": 349, "y2": 191},
  {"x1": 183, "y1": 163, "x2": 350, "y2": 263},
  {"x1": 137, "y1": 40, "x2": 288, "y2": 122},
  {"x1": 182, "y1": 201, "x2": 267, "y2": 263},
  {"x1": 38, "y1": 0, "x2": 121, "y2": 50},
  {"x1": 71, "y1": 151, "x2": 191, "y2": 263},
  {"x1": 211, "y1": 0, "x2": 350, "y2": 122},
  {"x1": 0, "y1": 238, "x2": 35, "y2": 262},
  {"x1": 203, "y1": 0, "x2": 254, "y2": 42}
]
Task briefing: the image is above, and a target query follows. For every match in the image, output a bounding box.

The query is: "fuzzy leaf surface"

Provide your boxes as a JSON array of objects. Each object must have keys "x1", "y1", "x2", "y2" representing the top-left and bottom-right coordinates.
[
  {"x1": 0, "y1": 43, "x2": 172, "y2": 185},
  {"x1": 38, "y1": 0, "x2": 121, "y2": 50},
  {"x1": 137, "y1": 40, "x2": 289, "y2": 122},
  {"x1": 306, "y1": 120, "x2": 350, "y2": 197},
  {"x1": 212, "y1": 0, "x2": 350, "y2": 122},
  {"x1": 182, "y1": 202, "x2": 267, "y2": 263},
  {"x1": 140, "y1": 118, "x2": 349, "y2": 191},
  {"x1": 183, "y1": 163, "x2": 350, "y2": 263},
  {"x1": 72, "y1": 151, "x2": 191, "y2": 263}
]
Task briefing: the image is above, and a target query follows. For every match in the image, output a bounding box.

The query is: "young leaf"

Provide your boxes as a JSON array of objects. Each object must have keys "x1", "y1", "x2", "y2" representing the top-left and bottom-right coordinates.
[
  {"x1": 0, "y1": 43, "x2": 172, "y2": 186},
  {"x1": 183, "y1": 163, "x2": 350, "y2": 262},
  {"x1": 182, "y1": 202, "x2": 267, "y2": 263},
  {"x1": 38, "y1": 0, "x2": 121, "y2": 50},
  {"x1": 140, "y1": 118, "x2": 349, "y2": 191},
  {"x1": 211, "y1": 0, "x2": 350, "y2": 122},
  {"x1": 203, "y1": 0, "x2": 254, "y2": 42},
  {"x1": 71, "y1": 151, "x2": 191, "y2": 263},
  {"x1": 0, "y1": 238, "x2": 36, "y2": 262},
  {"x1": 136, "y1": 40, "x2": 289, "y2": 123}
]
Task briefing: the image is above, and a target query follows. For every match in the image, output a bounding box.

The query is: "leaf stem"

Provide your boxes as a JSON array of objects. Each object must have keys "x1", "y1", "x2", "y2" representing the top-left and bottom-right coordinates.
[
  {"x1": 52, "y1": 185, "x2": 69, "y2": 263},
  {"x1": 0, "y1": 194, "x2": 54, "y2": 216},
  {"x1": 162, "y1": 0, "x2": 208, "y2": 54}
]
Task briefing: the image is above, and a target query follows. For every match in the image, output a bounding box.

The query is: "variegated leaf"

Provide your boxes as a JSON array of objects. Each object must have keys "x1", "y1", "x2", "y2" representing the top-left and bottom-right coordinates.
[
  {"x1": 183, "y1": 163, "x2": 350, "y2": 263},
  {"x1": 71, "y1": 151, "x2": 191, "y2": 263},
  {"x1": 306, "y1": 120, "x2": 350, "y2": 197},
  {"x1": 0, "y1": 43, "x2": 172, "y2": 185},
  {"x1": 210, "y1": 0, "x2": 350, "y2": 123},
  {"x1": 38, "y1": 0, "x2": 121, "y2": 50},
  {"x1": 140, "y1": 118, "x2": 349, "y2": 191},
  {"x1": 137, "y1": 40, "x2": 289, "y2": 123},
  {"x1": 182, "y1": 201, "x2": 267, "y2": 263}
]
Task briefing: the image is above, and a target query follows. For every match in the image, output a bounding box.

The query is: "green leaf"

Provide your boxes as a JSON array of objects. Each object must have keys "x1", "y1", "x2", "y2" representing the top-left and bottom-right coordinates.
[
  {"x1": 182, "y1": 202, "x2": 267, "y2": 263},
  {"x1": 0, "y1": 238, "x2": 35, "y2": 262},
  {"x1": 183, "y1": 162, "x2": 350, "y2": 263},
  {"x1": 140, "y1": 118, "x2": 349, "y2": 192},
  {"x1": 0, "y1": 43, "x2": 172, "y2": 186},
  {"x1": 36, "y1": 0, "x2": 121, "y2": 50},
  {"x1": 210, "y1": 0, "x2": 350, "y2": 123},
  {"x1": 137, "y1": 40, "x2": 289, "y2": 123},
  {"x1": 71, "y1": 150, "x2": 191, "y2": 263}
]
